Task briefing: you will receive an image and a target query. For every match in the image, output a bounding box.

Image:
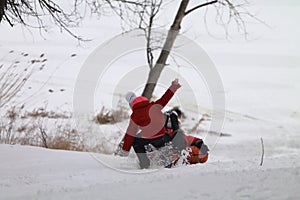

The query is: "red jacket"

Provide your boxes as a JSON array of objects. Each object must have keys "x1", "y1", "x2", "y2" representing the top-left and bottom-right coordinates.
[{"x1": 122, "y1": 86, "x2": 178, "y2": 152}]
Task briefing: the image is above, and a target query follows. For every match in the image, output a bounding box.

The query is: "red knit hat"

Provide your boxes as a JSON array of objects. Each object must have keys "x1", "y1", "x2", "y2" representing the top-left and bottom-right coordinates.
[{"x1": 131, "y1": 96, "x2": 148, "y2": 109}]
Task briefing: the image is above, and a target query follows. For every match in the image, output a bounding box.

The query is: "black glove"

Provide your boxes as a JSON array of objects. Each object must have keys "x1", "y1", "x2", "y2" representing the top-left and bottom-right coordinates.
[
  {"x1": 194, "y1": 139, "x2": 209, "y2": 155},
  {"x1": 172, "y1": 129, "x2": 186, "y2": 151}
]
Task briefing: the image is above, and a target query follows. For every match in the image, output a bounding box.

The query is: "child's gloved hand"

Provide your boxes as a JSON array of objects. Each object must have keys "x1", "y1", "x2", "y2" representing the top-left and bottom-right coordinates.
[
  {"x1": 114, "y1": 143, "x2": 129, "y2": 157},
  {"x1": 115, "y1": 148, "x2": 129, "y2": 157}
]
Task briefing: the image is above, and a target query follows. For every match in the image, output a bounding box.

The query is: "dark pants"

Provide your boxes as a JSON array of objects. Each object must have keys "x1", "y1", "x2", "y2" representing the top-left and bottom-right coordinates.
[
  {"x1": 133, "y1": 131, "x2": 186, "y2": 169},
  {"x1": 133, "y1": 134, "x2": 170, "y2": 169},
  {"x1": 133, "y1": 111, "x2": 186, "y2": 169}
]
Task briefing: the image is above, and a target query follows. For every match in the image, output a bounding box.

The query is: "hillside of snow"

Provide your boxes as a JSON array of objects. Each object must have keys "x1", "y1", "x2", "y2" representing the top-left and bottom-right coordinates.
[{"x1": 1, "y1": 139, "x2": 299, "y2": 200}]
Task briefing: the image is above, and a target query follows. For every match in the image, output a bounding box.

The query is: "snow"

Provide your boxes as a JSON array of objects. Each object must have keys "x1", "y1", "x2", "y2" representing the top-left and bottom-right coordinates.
[
  {"x1": 1, "y1": 143, "x2": 299, "y2": 200},
  {"x1": 1, "y1": 1, "x2": 300, "y2": 199}
]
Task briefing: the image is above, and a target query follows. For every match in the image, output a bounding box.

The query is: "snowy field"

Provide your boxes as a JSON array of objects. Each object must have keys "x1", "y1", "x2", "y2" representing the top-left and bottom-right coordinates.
[
  {"x1": 1, "y1": 1, "x2": 300, "y2": 200},
  {"x1": 0, "y1": 144, "x2": 299, "y2": 200}
]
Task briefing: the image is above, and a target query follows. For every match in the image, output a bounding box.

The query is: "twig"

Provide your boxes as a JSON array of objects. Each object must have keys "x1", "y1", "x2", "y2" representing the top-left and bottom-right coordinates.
[
  {"x1": 39, "y1": 127, "x2": 48, "y2": 148},
  {"x1": 184, "y1": 0, "x2": 218, "y2": 16},
  {"x1": 260, "y1": 137, "x2": 264, "y2": 166},
  {"x1": 188, "y1": 114, "x2": 210, "y2": 134}
]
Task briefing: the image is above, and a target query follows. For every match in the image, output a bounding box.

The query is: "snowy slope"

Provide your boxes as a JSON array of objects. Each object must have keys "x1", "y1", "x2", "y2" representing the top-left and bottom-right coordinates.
[{"x1": 1, "y1": 142, "x2": 299, "y2": 200}]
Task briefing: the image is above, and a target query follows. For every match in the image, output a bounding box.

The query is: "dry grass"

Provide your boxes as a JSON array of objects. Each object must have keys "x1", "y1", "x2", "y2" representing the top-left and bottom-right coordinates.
[
  {"x1": 0, "y1": 105, "x2": 125, "y2": 154},
  {"x1": 22, "y1": 107, "x2": 71, "y2": 119},
  {"x1": 0, "y1": 51, "x2": 123, "y2": 153},
  {"x1": 15, "y1": 120, "x2": 86, "y2": 152},
  {"x1": 0, "y1": 101, "x2": 128, "y2": 154},
  {"x1": 0, "y1": 106, "x2": 18, "y2": 144},
  {"x1": 47, "y1": 125, "x2": 85, "y2": 151},
  {"x1": 94, "y1": 103, "x2": 129, "y2": 124}
]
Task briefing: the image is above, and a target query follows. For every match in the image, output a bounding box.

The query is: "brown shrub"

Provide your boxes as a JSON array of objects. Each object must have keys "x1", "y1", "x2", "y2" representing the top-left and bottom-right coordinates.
[
  {"x1": 23, "y1": 107, "x2": 71, "y2": 119},
  {"x1": 95, "y1": 105, "x2": 129, "y2": 124}
]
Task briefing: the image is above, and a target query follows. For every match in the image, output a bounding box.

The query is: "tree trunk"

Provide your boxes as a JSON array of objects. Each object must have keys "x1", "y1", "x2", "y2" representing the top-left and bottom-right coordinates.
[
  {"x1": 142, "y1": 0, "x2": 190, "y2": 99},
  {"x1": 0, "y1": 0, "x2": 6, "y2": 22}
]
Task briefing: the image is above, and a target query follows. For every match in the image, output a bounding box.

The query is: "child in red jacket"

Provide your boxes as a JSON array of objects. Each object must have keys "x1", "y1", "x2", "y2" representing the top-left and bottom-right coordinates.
[
  {"x1": 117, "y1": 79, "x2": 208, "y2": 168},
  {"x1": 119, "y1": 79, "x2": 182, "y2": 168}
]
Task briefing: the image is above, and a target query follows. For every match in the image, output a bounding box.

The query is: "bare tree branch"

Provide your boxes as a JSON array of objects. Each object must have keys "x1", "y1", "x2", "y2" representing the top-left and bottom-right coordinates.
[
  {"x1": 39, "y1": 126, "x2": 48, "y2": 148},
  {"x1": 145, "y1": 1, "x2": 162, "y2": 69},
  {"x1": 0, "y1": 52, "x2": 45, "y2": 109},
  {"x1": 1, "y1": 0, "x2": 88, "y2": 40},
  {"x1": 184, "y1": 0, "x2": 218, "y2": 16}
]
